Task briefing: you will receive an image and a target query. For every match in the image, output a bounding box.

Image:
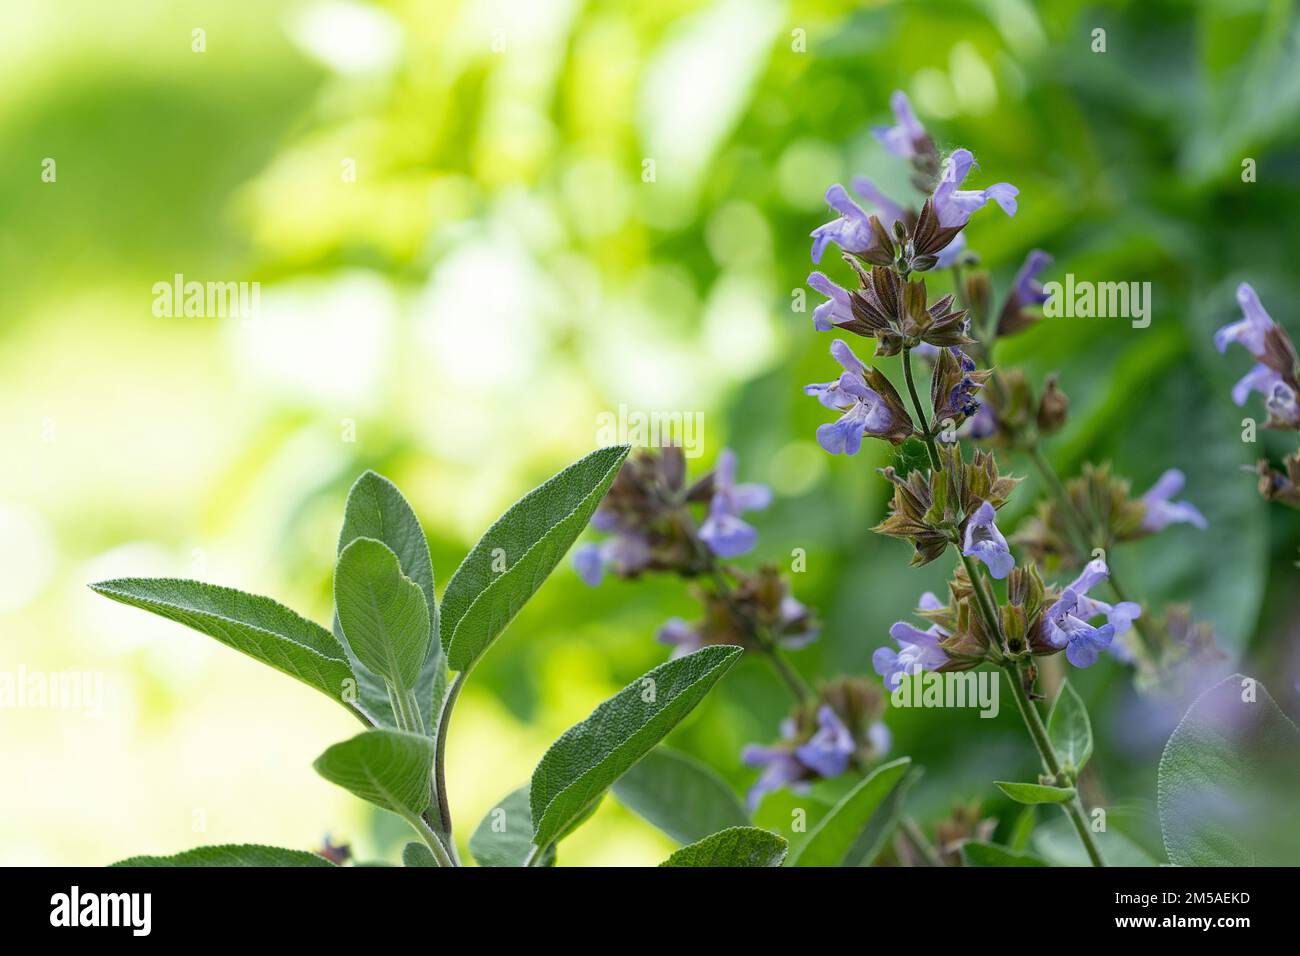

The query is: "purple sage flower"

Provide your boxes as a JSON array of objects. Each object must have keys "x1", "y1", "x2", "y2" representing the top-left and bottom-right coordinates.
[
  {"x1": 741, "y1": 734, "x2": 809, "y2": 811},
  {"x1": 808, "y1": 271, "x2": 855, "y2": 332},
  {"x1": 1043, "y1": 592, "x2": 1115, "y2": 668},
  {"x1": 871, "y1": 90, "x2": 928, "y2": 160},
  {"x1": 803, "y1": 340, "x2": 898, "y2": 455},
  {"x1": 1063, "y1": 558, "x2": 1142, "y2": 638},
  {"x1": 1043, "y1": 559, "x2": 1139, "y2": 668},
  {"x1": 571, "y1": 531, "x2": 651, "y2": 587},
  {"x1": 810, "y1": 184, "x2": 877, "y2": 264},
  {"x1": 793, "y1": 705, "x2": 855, "y2": 778},
  {"x1": 1214, "y1": 283, "x2": 1275, "y2": 360},
  {"x1": 1010, "y1": 249, "x2": 1052, "y2": 306},
  {"x1": 932, "y1": 149, "x2": 1018, "y2": 230},
  {"x1": 698, "y1": 449, "x2": 772, "y2": 558},
  {"x1": 874, "y1": 591, "x2": 950, "y2": 689},
  {"x1": 961, "y1": 500, "x2": 1015, "y2": 579},
  {"x1": 1231, "y1": 363, "x2": 1283, "y2": 407},
  {"x1": 1139, "y1": 469, "x2": 1207, "y2": 532}
]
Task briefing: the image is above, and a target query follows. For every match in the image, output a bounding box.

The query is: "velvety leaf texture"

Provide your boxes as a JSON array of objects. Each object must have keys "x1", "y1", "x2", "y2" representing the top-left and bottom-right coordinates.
[
  {"x1": 313, "y1": 729, "x2": 434, "y2": 820},
  {"x1": 994, "y1": 781, "x2": 1076, "y2": 805},
  {"x1": 1047, "y1": 679, "x2": 1093, "y2": 771},
  {"x1": 334, "y1": 537, "x2": 431, "y2": 692},
  {"x1": 840, "y1": 765, "x2": 921, "y2": 866},
  {"x1": 752, "y1": 790, "x2": 834, "y2": 859},
  {"x1": 334, "y1": 471, "x2": 445, "y2": 734},
  {"x1": 612, "y1": 746, "x2": 749, "y2": 845},
  {"x1": 960, "y1": 841, "x2": 1049, "y2": 867},
  {"x1": 1158, "y1": 673, "x2": 1300, "y2": 866},
  {"x1": 111, "y1": 844, "x2": 334, "y2": 867},
  {"x1": 529, "y1": 644, "x2": 742, "y2": 851},
  {"x1": 89, "y1": 578, "x2": 354, "y2": 708},
  {"x1": 441, "y1": 445, "x2": 630, "y2": 672},
  {"x1": 791, "y1": 757, "x2": 912, "y2": 866},
  {"x1": 469, "y1": 786, "x2": 554, "y2": 867},
  {"x1": 659, "y1": 827, "x2": 788, "y2": 867},
  {"x1": 402, "y1": 842, "x2": 438, "y2": 868}
]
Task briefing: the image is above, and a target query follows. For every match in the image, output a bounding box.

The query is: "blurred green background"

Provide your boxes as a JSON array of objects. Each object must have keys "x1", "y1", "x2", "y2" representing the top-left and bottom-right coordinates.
[{"x1": 3, "y1": 0, "x2": 1298, "y2": 865}]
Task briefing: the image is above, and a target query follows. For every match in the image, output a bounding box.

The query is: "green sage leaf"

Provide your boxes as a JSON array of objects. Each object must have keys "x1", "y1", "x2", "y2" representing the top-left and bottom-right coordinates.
[
  {"x1": 334, "y1": 537, "x2": 431, "y2": 694},
  {"x1": 469, "y1": 786, "x2": 555, "y2": 868},
  {"x1": 994, "y1": 781, "x2": 1076, "y2": 805},
  {"x1": 529, "y1": 644, "x2": 742, "y2": 853},
  {"x1": 659, "y1": 827, "x2": 787, "y2": 867},
  {"x1": 1046, "y1": 679, "x2": 1093, "y2": 772},
  {"x1": 402, "y1": 842, "x2": 438, "y2": 867},
  {"x1": 112, "y1": 844, "x2": 334, "y2": 867},
  {"x1": 441, "y1": 445, "x2": 630, "y2": 673},
  {"x1": 790, "y1": 757, "x2": 912, "y2": 867},
  {"x1": 313, "y1": 729, "x2": 434, "y2": 820},
  {"x1": 1158, "y1": 673, "x2": 1300, "y2": 866},
  {"x1": 334, "y1": 471, "x2": 446, "y2": 734},
  {"x1": 960, "y1": 841, "x2": 1049, "y2": 867},
  {"x1": 89, "y1": 579, "x2": 354, "y2": 708}
]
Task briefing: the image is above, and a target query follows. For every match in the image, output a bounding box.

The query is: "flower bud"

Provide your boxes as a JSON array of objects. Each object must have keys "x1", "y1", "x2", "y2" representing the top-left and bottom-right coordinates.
[{"x1": 1036, "y1": 375, "x2": 1069, "y2": 434}]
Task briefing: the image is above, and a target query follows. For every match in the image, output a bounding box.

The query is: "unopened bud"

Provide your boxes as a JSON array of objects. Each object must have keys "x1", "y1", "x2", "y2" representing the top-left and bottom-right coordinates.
[{"x1": 1036, "y1": 375, "x2": 1069, "y2": 434}]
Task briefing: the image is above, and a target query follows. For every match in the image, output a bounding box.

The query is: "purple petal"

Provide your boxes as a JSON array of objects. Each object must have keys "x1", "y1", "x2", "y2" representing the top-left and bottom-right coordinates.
[{"x1": 572, "y1": 543, "x2": 604, "y2": 587}]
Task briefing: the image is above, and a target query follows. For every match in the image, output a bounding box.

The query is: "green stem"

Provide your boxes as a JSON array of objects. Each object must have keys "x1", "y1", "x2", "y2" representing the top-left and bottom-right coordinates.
[
  {"x1": 405, "y1": 811, "x2": 454, "y2": 868},
  {"x1": 958, "y1": 552, "x2": 1004, "y2": 657},
  {"x1": 902, "y1": 347, "x2": 941, "y2": 472},
  {"x1": 432, "y1": 671, "x2": 467, "y2": 865},
  {"x1": 1002, "y1": 658, "x2": 1105, "y2": 867},
  {"x1": 957, "y1": 542, "x2": 1104, "y2": 867}
]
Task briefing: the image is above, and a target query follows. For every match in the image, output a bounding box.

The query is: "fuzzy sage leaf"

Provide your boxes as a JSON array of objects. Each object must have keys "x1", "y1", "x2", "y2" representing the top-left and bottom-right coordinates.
[
  {"x1": 112, "y1": 844, "x2": 335, "y2": 867},
  {"x1": 1158, "y1": 673, "x2": 1300, "y2": 866},
  {"x1": 960, "y1": 841, "x2": 1049, "y2": 867},
  {"x1": 334, "y1": 538, "x2": 431, "y2": 702},
  {"x1": 1046, "y1": 679, "x2": 1092, "y2": 772},
  {"x1": 88, "y1": 579, "x2": 355, "y2": 710},
  {"x1": 334, "y1": 471, "x2": 446, "y2": 734},
  {"x1": 440, "y1": 445, "x2": 630, "y2": 673},
  {"x1": 659, "y1": 827, "x2": 787, "y2": 867},
  {"x1": 402, "y1": 842, "x2": 438, "y2": 867},
  {"x1": 469, "y1": 786, "x2": 554, "y2": 867},
  {"x1": 790, "y1": 757, "x2": 913, "y2": 866},
  {"x1": 313, "y1": 729, "x2": 434, "y2": 821},
  {"x1": 528, "y1": 644, "x2": 742, "y2": 855},
  {"x1": 994, "y1": 781, "x2": 1076, "y2": 805}
]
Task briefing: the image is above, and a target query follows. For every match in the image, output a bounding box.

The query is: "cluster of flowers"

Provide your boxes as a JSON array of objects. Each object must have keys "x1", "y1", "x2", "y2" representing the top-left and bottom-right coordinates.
[
  {"x1": 573, "y1": 445, "x2": 890, "y2": 807},
  {"x1": 802, "y1": 93, "x2": 1208, "y2": 699},
  {"x1": 1215, "y1": 283, "x2": 1300, "y2": 506},
  {"x1": 577, "y1": 92, "x2": 1245, "y2": 850}
]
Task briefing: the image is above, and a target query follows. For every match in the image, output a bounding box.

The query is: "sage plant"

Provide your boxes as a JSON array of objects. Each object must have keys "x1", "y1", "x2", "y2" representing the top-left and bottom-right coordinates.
[{"x1": 89, "y1": 448, "x2": 789, "y2": 868}]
